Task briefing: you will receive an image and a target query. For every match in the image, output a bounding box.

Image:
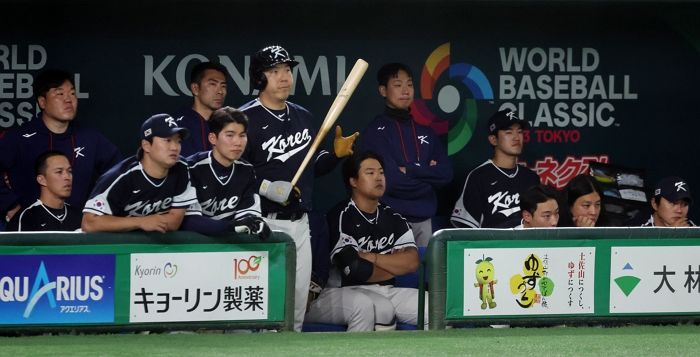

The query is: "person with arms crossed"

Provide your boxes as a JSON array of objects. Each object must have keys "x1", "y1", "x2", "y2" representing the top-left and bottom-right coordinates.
[
  {"x1": 181, "y1": 106, "x2": 270, "y2": 239},
  {"x1": 642, "y1": 176, "x2": 696, "y2": 227},
  {"x1": 517, "y1": 184, "x2": 560, "y2": 228},
  {"x1": 451, "y1": 109, "x2": 539, "y2": 228},
  {"x1": 82, "y1": 114, "x2": 197, "y2": 232},
  {"x1": 361, "y1": 63, "x2": 452, "y2": 246},
  {"x1": 0, "y1": 69, "x2": 121, "y2": 228},
  {"x1": 7, "y1": 151, "x2": 81, "y2": 231},
  {"x1": 174, "y1": 61, "x2": 229, "y2": 157},
  {"x1": 239, "y1": 45, "x2": 357, "y2": 331},
  {"x1": 305, "y1": 151, "x2": 425, "y2": 331}
]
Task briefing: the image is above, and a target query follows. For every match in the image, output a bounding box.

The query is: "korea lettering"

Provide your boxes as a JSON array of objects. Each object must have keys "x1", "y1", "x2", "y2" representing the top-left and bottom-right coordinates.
[
  {"x1": 610, "y1": 246, "x2": 700, "y2": 314},
  {"x1": 463, "y1": 247, "x2": 595, "y2": 316},
  {"x1": 0, "y1": 254, "x2": 115, "y2": 324},
  {"x1": 130, "y1": 252, "x2": 269, "y2": 323}
]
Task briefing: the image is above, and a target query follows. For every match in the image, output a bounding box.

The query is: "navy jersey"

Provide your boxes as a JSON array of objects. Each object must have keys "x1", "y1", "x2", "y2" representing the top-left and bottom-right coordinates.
[
  {"x1": 641, "y1": 214, "x2": 696, "y2": 227},
  {"x1": 173, "y1": 107, "x2": 211, "y2": 157},
  {"x1": 452, "y1": 160, "x2": 540, "y2": 228},
  {"x1": 6, "y1": 200, "x2": 81, "y2": 231},
  {"x1": 185, "y1": 151, "x2": 261, "y2": 220},
  {"x1": 239, "y1": 99, "x2": 322, "y2": 215},
  {"x1": 0, "y1": 116, "x2": 121, "y2": 214},
  {"x1": 83, "y1": 156, "x2": 197, "y2": 217},
  {"x1": 327, "y1": 199, "x2": 416, "y2": 287}
]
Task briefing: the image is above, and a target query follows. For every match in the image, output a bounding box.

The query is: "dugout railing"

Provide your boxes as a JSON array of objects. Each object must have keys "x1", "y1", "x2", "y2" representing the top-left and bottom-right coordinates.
[
  {"x1": 0, "y1": 231, "x2": 296, "y2": 334},
  {"x1": 422, "y1": 227, "x2": 700, "y2": 330}
]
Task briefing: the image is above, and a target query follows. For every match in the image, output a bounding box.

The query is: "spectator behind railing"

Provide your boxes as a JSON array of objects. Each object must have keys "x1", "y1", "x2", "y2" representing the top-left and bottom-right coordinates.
[
  {"x1": 642, "y1": 176, "x2": 696, "y2": 227},
  {"x1": 517, "y1": 184, "x2": 560, "y2": 229},
  {"x1": 558, "y1": 175, "x2": 607, "y2": 227}
]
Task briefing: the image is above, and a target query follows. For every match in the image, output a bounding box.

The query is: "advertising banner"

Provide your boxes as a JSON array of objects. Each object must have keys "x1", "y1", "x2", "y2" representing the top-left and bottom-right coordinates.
[
  {"x1": 462, "y1": 248, "x2": 595, "y2": 316},
  {"x1": 0, "y1": 254, "x2": 115, "y2": 324},
  {"x1": 610, "y1": 246, "x2": 700, "y2": 314},
  {"x1": 129, "y1": 252, "x2": 269, "y2": 323}
]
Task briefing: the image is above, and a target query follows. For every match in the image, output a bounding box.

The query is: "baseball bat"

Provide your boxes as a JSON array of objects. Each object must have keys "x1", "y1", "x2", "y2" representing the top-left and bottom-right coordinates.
[{"x1": 290, "y1": 58, "x2": 368, "y2": 186}]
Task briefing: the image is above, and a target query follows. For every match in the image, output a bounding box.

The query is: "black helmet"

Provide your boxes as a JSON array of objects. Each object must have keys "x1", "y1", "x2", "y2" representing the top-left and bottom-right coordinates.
[{"x1": 250, "y1": 45, "x2": 299, "y2": 91}]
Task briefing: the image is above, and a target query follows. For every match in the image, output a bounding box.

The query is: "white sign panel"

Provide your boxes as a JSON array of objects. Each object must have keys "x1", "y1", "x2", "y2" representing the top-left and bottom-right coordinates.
[
  {"x1": 610, "y1": 246, "x2": 700, "y2": 314},
  {"x1": 130, "y1": 252, "x2": 268, "y2": 322},
  {"x1": 463, "y1": 247, "x2": 595, "y2": 316}
]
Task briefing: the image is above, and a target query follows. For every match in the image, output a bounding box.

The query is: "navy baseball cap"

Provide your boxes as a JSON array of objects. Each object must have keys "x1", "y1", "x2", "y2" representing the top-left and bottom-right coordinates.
[
  {"x1": 488, "y1": 109, "x2": 530, "y2": 135},
  {"x1": 140, "y1": 113, "x2": 189, "y2": 140},
  {"x1": 654, "y1": 176, "x2": 692, "y2": 204}
]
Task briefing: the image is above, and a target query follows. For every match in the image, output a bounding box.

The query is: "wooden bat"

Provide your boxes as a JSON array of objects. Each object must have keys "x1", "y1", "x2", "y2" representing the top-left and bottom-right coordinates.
[{"x1": 290, "y1": 58, "x2": 368, "y2": 186}]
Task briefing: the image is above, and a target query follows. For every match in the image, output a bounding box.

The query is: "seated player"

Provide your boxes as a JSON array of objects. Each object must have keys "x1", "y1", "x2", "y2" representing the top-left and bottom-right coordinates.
[
  {"x1": 7, "y1": 151, "x2": 81, "y2": 231},
  {"x1": 181, "y1": 106, "x2": 270, "y2": 239},
  {"x1": 517, "y1": 184, "x2": 560, "y2": 228},
  {"x1": 81, "y1": 114, "x2": 197, "y2": 232},
  {"x1": 642, "y1": 176, "x2": 696, "y2": 227},
  {"x1": 305, "y1": 151, "x2": 427, "y2": 331}
]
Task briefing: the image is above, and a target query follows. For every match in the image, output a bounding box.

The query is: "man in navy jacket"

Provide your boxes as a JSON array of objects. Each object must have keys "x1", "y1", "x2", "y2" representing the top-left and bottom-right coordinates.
[
  {"x1": 361, "y1": 63, "x2": 453, "y2": 247},
  {"x1": 0, "y1": 69, "x2": 121, "y2": 227}
]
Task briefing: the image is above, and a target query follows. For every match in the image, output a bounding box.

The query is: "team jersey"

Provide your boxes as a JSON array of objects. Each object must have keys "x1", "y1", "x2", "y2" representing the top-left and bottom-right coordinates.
[
  {"x1": 83, "y1": 156, "x2": 197, "y2": 217},
  {"x1": 0, "y1": 115, "x2": 121, "y2": 214},
  {"x1": 240, "y1": 99, "x2": 329, "y2": 215},
  {"x1": 6, "y1": 200, "x2": 81, "y2": 232},
  {"x1": 452, "y1": 159, "x2": 540, "y2": 228},
  {"x1": 327, "y1": 199, "x2": 416, "y2": 287},
  {"x1": 185, "y1": 151, "x2": 261, "y2": 220},
  {"x1": 641, "y1": 214, "x2": 696, "y2": 227},
  {"x1": 172, "y1": 107, "x2": 211, "y2": 157}
]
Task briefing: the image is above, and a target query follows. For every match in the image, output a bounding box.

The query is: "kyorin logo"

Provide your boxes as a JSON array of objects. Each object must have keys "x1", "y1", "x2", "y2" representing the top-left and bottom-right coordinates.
[
  {"x1": 411, "y1": 42, "x2": 494, "y2": 155},
  {"x1": 163, "y1": 262, "x2": 178, "y2": 278}
]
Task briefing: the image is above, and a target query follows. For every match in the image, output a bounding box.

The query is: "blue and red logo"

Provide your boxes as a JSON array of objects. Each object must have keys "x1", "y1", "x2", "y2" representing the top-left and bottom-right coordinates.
[{"x1": 411, "y1": 42, "x2": 494, "y2": 155}]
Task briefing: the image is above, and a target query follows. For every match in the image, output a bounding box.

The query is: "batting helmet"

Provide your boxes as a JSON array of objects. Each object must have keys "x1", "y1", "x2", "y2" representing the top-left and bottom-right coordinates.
[{"x1": 250, "y1": 45, "x2": 299, "y2": 90}]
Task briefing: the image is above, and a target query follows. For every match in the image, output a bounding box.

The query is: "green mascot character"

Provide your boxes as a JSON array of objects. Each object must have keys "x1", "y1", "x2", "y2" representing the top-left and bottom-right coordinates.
[{"x1": 474, "y1": 256, "x2": 497, "y2": 309}]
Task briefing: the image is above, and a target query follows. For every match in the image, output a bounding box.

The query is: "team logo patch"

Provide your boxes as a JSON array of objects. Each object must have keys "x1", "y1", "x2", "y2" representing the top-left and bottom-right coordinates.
[{"x1": 144, "y1": 129, "x2": 152, "y2": 138}]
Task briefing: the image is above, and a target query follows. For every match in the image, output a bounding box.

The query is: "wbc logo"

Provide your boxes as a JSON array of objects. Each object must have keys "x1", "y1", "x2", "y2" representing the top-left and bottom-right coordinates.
[{"x1": 411, "y1": 42, "x2": 495, "y2": 155}]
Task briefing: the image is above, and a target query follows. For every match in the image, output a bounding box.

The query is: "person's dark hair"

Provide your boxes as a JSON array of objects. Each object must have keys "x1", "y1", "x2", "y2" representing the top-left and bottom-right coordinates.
[
  {"x1": 341, "y1": 151, "x2": 384, "y2": 191},
  {"x1": 559, "y1": 174, "x2": 606, "y2": 227},
  {"x1": 136, "y1": 138, "x2": 153, "y2": 160},
  {"x1": 208, "y1": 106, "x2": 248, "y2": 135},
  {"x1": 35, "y1": 150, "x2": 69, "y2": 176},
  {"x1": 33, "y1": 69, "x2": 74, "y2": 100},
  {"x1": 520, "y1": 184, "x2": 558, "y2": 215},
  {"x1": 377, "y1": 63, "x2": 413, "y2": 87},
  {"x1": 190, "y1": 61, "x2": 228, "y2": 85}
]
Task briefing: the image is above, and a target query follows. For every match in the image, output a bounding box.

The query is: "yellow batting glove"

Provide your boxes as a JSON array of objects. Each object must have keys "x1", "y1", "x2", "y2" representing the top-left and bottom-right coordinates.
[{"x1": 333, "y1": 125, "x2": 359, "y2": 158}]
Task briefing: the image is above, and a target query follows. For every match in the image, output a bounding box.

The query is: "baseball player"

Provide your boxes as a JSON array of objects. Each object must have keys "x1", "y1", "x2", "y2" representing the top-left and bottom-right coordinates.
[
  {"x1": 642, "y1": 176, "x2": 696, "y2": 227},
  {"x1": 82, "y1": 114, "x2": 197, "y2": 232},
  {"x1": 305, "y1": 151, "x2": 426, "y2": 331},
  {"x1": 239, "y1": 45, "x2": 357, "y2": 331},
  {"x1": 6, "y1": 151, "x2": 81, "y2": 231},
  {"x1": 451, "y1": 109, "x2": 540, "y2": 228},
  {"x1": 0, "y1": 69, "x2": 121, "y2": 228},
  {"x1": 361, "y1": 63, "x2": 453, "y2": 247},
  {"x1": 174, "y1": 61, "x2": 229, "y2": 157},
  {"x1": 517, "y1": 184, "x2": 560, "y2": 228},
  {"x1": 181, "y1": 106, "x2": 270, "y2": 239}
]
